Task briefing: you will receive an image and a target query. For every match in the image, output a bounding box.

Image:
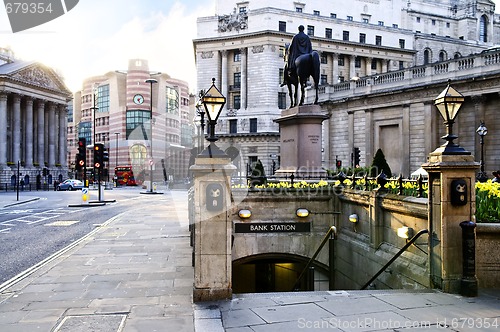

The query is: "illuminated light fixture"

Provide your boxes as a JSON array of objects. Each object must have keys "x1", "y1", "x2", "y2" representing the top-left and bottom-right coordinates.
[
  {"x1": 238, "y1": 209, "x2": 252, "y2": 219},
  {"x1": 296, "y1": 208, "x2": 309, "y2": 218},
  {"x1": 397, "y1": 226, "x2": 414, "y2": 239},
  {"x1": 433, "y1": 82, "x2": 468, "y2": 155},
  {"x1": 349, "y1": 214, "x2": 358, "y2": 223}
]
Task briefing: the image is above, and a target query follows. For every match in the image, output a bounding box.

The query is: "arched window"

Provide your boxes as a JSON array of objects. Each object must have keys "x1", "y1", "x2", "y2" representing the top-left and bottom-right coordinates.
[
  {"x1": 454, "y1": 52, "x2": 461, "y2": 59},
  {"x1": 479, "y1": 15, "x2": 488, "y2": 42},
  {"x1": 439, "y1": 51, "x2": 447, "y2": 62},
  {"x1": 424, "y1": 49, "x2": 430, "y2": 64}
]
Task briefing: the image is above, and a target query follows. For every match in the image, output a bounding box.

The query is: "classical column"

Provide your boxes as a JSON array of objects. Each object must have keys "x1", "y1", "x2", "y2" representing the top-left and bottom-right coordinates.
[
  {"x1": 54, "y1": 106, "x2": 60, "y2": 165},
  {"x1": 25, "y1": 97, "x2": 34, "y2": 167},
  {"x1": 12, "y1": 94, "x2": 21, "y2": 164},
  {"x1": 423, "y1": 101, "x2": 436, "y2": 156},
  {"x1": 0, "y1": 93, "x2": 7, "y2": 166},
  {"x1": 240, "y1": 47, "x2": 247, "y2": 110},
  {"x1": 48, "y1": 103, "x2": 56, "y2": 167},
  {"x1": 402, "y1": 104, "x2": 410, "y2": 176},
  {"x1": 382, "y1": 60, "x2": 388, "y2": 73},
  {"x1": 349, "y1": 55, "x2": 356, "y2": 79},
  {"x1": 221, "y1": 50, "x2": 228, "y2": 110},
  {"x1": 332, "y1": 53, "x2": 339, "y2": 84},
  {"x1": 37, "y1": 100, "x2": 45, "y2": 167},
  {"x1": 348, "y1": 110, "x2": 354, "y2": 167},
  {"x1": 58, "y1": 105, "x2": 67, "y2": 167},
  {"x1": 364, "y1": 109, "x2": 373, "y2": 165},
  {"x1": 365, "y1": 57, "x2": 372, "y2": 77}
]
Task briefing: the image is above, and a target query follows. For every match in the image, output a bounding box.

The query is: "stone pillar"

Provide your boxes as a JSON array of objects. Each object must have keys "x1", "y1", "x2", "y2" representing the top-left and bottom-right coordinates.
[
  {"x1": 37, "y1": 100, "x2": 45, "y2": 167},
  {"x1": 12, "y1": 94, "x2": 21, "y2": 164},
  {"x1": 59, "y1": 105, "x2": 67, "y2": 167},
  {"x1": 423, "y1": 149, "x2": 479, "y2": 294},
  {"x1": 349, "y1": 55, "x2": 356, "y2": 79},
  {"x1": 221, "y1": 50, "x2": 228, "y2": 111},
  {"x1": 240, "y1": 47, "x2": 247, "y2": 110},
  {"x1": 365, "y1": 57, "x2": 372, "y2": 77},
  {"x1": 364, "y1": 109, "x2": 373, "y2": 166},
  {"x1": 274, "y1": 105, "x2": 328, "y2": 176},
  {"x1": 0, "y1": 93, "x2": 7, "y2": 167},
  {"x1": 332, "y1": 53, "x2": 339, "y2": 84},
  {"x1": 48, "y1": 103, "x2": 56, "y2": 167},
  {"x1": 191, "y1": 154, "x2": 236, "y2": 302},
  {"x1": 25, "y1": 97, "x2": 34, "y2": 167}
]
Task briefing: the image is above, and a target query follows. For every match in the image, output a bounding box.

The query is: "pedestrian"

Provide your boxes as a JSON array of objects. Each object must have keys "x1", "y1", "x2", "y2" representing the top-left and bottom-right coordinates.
[{"x1": 492, "y1": 170, "x2": 500, "y2": 183}]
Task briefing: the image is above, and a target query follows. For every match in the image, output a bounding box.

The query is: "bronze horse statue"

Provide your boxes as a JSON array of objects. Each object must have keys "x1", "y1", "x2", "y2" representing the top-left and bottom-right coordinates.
[{"x1": 281, "y1": 47, "x2": 320, "y2": 107}]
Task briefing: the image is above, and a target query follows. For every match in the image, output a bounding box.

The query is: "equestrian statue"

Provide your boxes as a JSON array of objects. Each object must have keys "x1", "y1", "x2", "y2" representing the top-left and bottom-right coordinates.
[{"x1": 281, "y1": 25, "x2": 320, "y2": 108}]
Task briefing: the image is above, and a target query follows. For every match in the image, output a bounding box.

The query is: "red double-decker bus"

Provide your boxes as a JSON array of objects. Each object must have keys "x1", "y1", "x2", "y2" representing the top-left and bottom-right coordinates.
[{"x1": 114, "y1": 165, "x2": 137, "y2": 186}]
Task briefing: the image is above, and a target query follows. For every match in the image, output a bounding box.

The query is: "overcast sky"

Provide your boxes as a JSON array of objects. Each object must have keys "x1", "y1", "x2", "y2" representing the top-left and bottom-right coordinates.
[{"x1": 0, "y1": 0, "x2": 498, "y2": 94}]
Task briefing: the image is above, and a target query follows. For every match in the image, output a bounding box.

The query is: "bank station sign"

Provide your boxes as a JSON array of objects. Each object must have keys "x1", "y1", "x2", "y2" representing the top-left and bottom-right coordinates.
[{"x1": 235, "y1": 222, "x2": 311, "y2": 233}]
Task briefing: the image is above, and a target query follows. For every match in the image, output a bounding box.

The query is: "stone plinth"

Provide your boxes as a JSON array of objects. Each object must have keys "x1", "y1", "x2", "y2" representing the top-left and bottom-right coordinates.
[
  {"x1": 423, "y1": 151, "x2": 479, "y2": 295},
  {"x1": 274, "y1": 105, "x2": 328, "y2": 177},
  {"x1": 190, "y1": 155, "x2": 236, "y2": 302}
]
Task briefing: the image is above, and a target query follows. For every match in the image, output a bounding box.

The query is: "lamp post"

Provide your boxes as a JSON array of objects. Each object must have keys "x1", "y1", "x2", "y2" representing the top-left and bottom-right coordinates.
[
  {"x1": 433, "y1": 82, "x2": 468, "y2": 155},
  {"x1": 476, "y1": 121, "x2": 488, "y2": 182},
  {"x1": 194, "y1": 97, "x2": 206, "y2": 154},
  {"x1": 199, "y1": 78, "x2": 226, "y2": 158},
  {"x1": 114, "y1": 132, "x2": 120, "y2": 168},
  {"x1": 145, "y1": 78, "x2": 158, "y2": 192}
]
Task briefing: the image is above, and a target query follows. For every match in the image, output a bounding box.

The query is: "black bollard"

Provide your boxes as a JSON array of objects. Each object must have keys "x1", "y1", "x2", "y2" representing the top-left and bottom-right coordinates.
[{"x1": 459, "y1": 221, "x2": 478, "y2": 297}]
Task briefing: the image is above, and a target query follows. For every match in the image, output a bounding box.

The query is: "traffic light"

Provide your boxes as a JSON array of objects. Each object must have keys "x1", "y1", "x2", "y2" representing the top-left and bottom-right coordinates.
[
  {"x1": 102, "y1": 146, "x2": 109, "y2": 163},
  {"x1": 353, "y1": 147, "x2": 361, "y2": 167},
  {"x1": 94, "y1": 143, "x2": 104, "y2": 169},
  {"x1": 336, "y1": 159, "x2": 342, "y2": 169},
  {"x1": 76, "y1": 138, "x2": 86, "y2": 170}
]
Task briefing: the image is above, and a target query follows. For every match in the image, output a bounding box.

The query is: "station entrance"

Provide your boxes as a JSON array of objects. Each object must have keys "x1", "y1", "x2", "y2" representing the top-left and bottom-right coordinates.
[{"x1": 232, "y1": 254, "x2": 329, "y2": 293}]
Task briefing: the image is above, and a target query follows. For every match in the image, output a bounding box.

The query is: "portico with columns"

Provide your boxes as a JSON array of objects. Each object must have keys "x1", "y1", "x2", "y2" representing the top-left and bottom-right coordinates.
[{"x1": 0, "y1": 59, "x2": 72, "y2": 187}]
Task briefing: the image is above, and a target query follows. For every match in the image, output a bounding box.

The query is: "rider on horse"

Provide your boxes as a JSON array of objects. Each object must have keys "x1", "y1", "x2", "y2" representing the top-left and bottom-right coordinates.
[{"x1": 287, "y1": 25, "x2": 312, "y2": 75}]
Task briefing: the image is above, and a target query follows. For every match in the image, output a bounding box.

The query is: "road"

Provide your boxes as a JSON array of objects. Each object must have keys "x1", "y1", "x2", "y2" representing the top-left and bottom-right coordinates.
[{"x1": 0, "y1": 187, "x2": 185, "y2": 285}]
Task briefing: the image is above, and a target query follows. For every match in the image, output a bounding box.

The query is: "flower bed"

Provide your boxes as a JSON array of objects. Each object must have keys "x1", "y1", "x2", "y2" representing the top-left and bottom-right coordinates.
[{"x1": 476, "y1": 180, "x2": 500, "y2": 223}]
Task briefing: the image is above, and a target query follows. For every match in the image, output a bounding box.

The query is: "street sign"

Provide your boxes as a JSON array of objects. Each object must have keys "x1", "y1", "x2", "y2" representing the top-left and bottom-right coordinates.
[{"x1": 81, "y1": 188, "x2": 89, "y2": 203}]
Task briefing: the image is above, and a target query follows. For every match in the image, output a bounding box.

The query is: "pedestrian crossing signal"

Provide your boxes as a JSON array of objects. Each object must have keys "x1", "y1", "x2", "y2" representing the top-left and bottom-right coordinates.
[{"x1": 94, "y1": 143, "x2": 104, "y2": 169}]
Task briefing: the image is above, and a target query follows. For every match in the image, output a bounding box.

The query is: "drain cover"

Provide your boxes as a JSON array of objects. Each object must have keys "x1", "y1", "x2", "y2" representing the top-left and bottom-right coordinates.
[{"x1": 54, "y1": 314, "x2": 126, "y2": 332}]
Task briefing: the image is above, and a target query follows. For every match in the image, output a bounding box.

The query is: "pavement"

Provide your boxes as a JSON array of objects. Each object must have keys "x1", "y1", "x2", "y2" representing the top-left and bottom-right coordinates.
[{"x1": 0, "y1": 191, "x2": 499, "y2": 331}]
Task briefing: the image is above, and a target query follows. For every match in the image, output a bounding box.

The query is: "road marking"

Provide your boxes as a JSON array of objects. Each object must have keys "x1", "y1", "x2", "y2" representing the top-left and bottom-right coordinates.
[
  {"x1": 0, "y1": 228, "x2": 11, "y2": 233},
  {"x1": 45, "y1": 220, "x2": 80, "y2": 227}
]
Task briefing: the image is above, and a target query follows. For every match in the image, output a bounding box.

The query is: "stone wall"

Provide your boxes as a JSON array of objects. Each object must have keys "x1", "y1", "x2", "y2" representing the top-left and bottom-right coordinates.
[
  {"x1": 476, "y1": 223, "x2": 500, "y2": 289},
  {"x1": 231, "y1": 187, "x2": 500, "y2": 291}
]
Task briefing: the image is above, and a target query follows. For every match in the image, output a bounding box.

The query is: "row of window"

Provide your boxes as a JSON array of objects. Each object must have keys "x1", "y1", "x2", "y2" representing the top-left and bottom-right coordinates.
[
  {"x1": 228, "y1": 118, "x2": 258, "y2": 134},
  {"x1": 279, "y1": 21, "x2": 405, "y2": 48}
]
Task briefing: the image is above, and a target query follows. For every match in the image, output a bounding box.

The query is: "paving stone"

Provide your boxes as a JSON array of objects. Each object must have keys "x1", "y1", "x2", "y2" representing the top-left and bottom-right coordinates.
[
  {"x1": 222, "y1": 308, "x2": 267, "y2": 328},
  {"x1": 251, "y1": 303, "x2": 332, "y2": 325},
  {"x1": 318, "y1": 296, "x2": 399, "y2": 316}
]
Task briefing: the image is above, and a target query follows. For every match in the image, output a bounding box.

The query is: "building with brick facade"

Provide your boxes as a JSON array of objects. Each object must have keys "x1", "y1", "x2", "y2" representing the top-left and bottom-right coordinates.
[{"x1": 68, "y1": 59, "x2": 193, "y2": 185}]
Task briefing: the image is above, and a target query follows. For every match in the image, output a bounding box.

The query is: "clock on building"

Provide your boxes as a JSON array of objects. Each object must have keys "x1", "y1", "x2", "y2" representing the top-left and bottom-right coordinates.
[{"x1": 133, "y1": 94, "x2": 144, "y2": 105}]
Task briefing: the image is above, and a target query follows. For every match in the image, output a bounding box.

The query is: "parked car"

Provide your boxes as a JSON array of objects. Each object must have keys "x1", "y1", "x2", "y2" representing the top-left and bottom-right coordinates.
[{"x1": 57, "y1": 179, "x2": 84, "y2": 191}]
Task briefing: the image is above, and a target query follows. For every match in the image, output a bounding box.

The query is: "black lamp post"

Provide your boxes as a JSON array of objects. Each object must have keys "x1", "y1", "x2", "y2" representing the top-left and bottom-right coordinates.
[
  {"x1": 476, "y1": 121, "x2": 488, "y2": 182},
  {"x1": 433, "y1": 82, "x2": 469, "y2": 155},
  {"x1": 199, "y1": 78, "x2": 227, "y2": 158},
  {"x1": 145, "y1": 78, "x2": 158, "y2": 192}
]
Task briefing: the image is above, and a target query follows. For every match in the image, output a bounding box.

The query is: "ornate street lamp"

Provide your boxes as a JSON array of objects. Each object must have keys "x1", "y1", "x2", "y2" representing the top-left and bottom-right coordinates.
[
  {"x1": 476, "y1": 121, "x2": 488, "y2": 182},
  {"x1": 433, "y1": 82, "x2": 469, "y2": 155},
  {"x1": 145, "y1": 78, "x2": 158, "y2": 192},
  {"x1": 199, "y1": 78, "x2": 227, "y2": 157}
]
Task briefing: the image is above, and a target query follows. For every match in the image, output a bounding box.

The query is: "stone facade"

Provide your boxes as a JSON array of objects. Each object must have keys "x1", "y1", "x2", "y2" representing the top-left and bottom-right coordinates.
[
  {"x1": 194, "y1": 0, "x2": 498, "y2": 176},
  {"x1": 0, "y1": 47, "x2": 72, "y2": 188},
  {"x1": 318, "y1": 50, "x2": 500, "y2": 177}
]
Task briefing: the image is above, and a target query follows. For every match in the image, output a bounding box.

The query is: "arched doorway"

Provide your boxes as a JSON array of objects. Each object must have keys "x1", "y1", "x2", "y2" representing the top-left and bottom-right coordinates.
[{"x1": 232, "y1": 254, "x2": 329, "y2": 293}]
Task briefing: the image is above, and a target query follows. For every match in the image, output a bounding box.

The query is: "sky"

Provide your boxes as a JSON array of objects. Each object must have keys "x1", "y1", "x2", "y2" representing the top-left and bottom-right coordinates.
[
  {"x1": 0, "y1": 0, "x2": 499, "y2": 94},
  {"x1": 0, "y1": 0, "x2": 215, "y2": 93}
]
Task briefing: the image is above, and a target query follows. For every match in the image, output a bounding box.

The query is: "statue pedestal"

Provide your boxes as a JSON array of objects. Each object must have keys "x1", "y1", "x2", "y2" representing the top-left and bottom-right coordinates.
[{"x1": 274, "y1": 105, "x2": 328, "y2": 177}]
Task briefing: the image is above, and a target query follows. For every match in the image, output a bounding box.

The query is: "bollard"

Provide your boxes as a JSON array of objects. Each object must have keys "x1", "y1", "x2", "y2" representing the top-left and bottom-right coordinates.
[{"x1": 459, "y1": 221, "x2": 478, "y2": 297}]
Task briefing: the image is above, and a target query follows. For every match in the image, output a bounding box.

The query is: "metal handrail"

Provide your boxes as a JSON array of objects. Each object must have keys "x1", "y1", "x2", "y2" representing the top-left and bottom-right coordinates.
[
  {"x1": 292, "y1": 226, "x2": 337, "y2": 291},
  {"x1": 360, "y1": 229, "x2": 429, "y2": 290}
]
